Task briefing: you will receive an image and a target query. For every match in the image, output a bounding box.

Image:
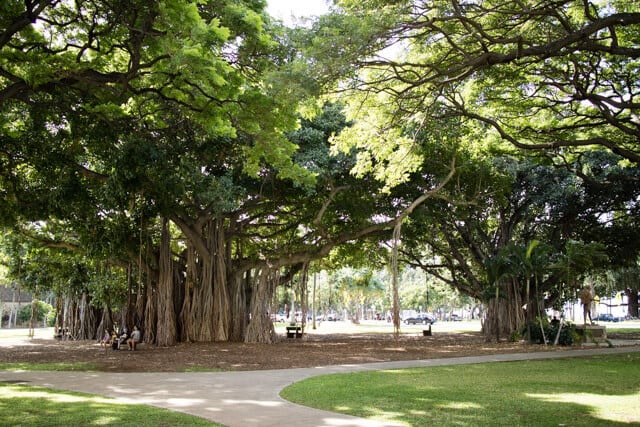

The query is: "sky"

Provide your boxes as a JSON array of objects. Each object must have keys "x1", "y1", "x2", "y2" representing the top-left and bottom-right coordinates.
[{"x1": 266, "y1": 0, "x2": 330, "y2": 26}]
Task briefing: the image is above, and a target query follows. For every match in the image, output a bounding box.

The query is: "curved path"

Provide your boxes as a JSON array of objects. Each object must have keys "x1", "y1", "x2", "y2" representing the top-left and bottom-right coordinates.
[{"x1": 2, "y1": 344, "x2": 639, "y2": 427}]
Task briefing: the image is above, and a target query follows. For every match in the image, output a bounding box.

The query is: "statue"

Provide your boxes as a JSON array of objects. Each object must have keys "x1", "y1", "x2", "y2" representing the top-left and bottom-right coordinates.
[{"x1": 579, "y1": 287, "x2": 594, "y2": 325}]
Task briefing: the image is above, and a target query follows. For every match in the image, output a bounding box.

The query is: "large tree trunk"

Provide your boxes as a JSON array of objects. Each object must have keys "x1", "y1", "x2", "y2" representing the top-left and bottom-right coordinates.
[
  {"x1": 173, "y1": 259, "x2": 185, "y2": 339},
  {"x1": 134, "y1": 270, "x2": 146, "y2": 331},
  {"x1": 156, "y1": 217, "x2": 177, "y2": 346},
  {"x1": 179, "y1": 246, "x2": 198, "y2": 342},
  {"x1": 228, "y1": 270, "x2": 248, "y2": 342},
  {"x1": 211, "y1": 217, "x2": 230, "y2": 341},
  {"x1": 193, "y1": 252, "x2": 216, "y2": 341},
  {"x1": 96, "y1": 306, "x2": 114, "y2": 340},
  {"x1": 64, "y1": 296, "x2": 77, "y2": 338},
  {"x1": 29, "y1": 297, "x2": 37, "y2": 338},
  {"x1": 126, "y1": 263, "x2": 134, "y2": 329},
  {"x1": 135, "y1": 221, "x2": 147, "y2": 331},
  {"x1": 59, "y1": 291, "x2": 98, "y2": 340},
  {"x1": 143, "y1": 267, "x2": 157, "y2": 345},
  {"x1": 483, "y1": 280, "x2": 525, "y2": 342},
  {"x1": 54, "y1": 291, "x2": 64, "y2": 334},
  {"x1": 77, "y1": 292, "x2": 97, "y2": 340},
  {"x1": 627, "y1": 287, "x2": 639, "y2": 318},
  {"x1": 179, "y1": 217, "x2": 231, "y2": 342},
  {"x1": 245, "y1": 268, "x2": 277, "y2": 343},
  {"x1": 300, "y1": 263, "x2": 309, "y2": 333}
]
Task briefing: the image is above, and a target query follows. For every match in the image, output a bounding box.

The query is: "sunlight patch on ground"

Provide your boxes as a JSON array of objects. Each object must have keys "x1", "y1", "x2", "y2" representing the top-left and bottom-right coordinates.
[
  {"x1": 3, "y1": 388, "x2": 120, "y2": 405},
  {"x1": 363, "y1": 406, "x2": 407, "y2": 423},
  {"x1": 109, "y1": 385, "x2": 143, "y2": 395},
  {"x1": 527, "y1": 391, "x2": 640, "y2": 423},
  {"x1": 321, "y1": 416, "x2": 406, "y2": 426},
  {"x1": 94, "y1": 415, "x2": 120, "y2": 425},
  {"x1": 438, "y1": 401, "x2": 483, "y2": 410},
  {"x1": 162, "y1": 397, "x2": 205, "y2": 407},
  {"x1": 222, "y1": 399, "x2": 282, "y2": 407}
]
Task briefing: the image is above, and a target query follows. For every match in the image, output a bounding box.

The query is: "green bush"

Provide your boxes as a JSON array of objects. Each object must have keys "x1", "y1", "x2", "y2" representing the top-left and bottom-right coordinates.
[
  {"x1": 46, "y1": 309, "x2": 56, "y2": 326},
  {"x1": 525, "y1": 319, "x2": 575, "y2": 346},
  {"x1": 547, "y1": 322, "x2": 576, "y2": 346},
  {"x1": 18, "y1": 301, "x2": 53, "y2": 324}
]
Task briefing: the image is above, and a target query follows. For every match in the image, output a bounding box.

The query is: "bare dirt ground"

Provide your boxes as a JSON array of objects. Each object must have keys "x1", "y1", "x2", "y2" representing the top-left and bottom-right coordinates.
[{"x1": 4, "y1": 323, "x2": 631, "y2": 373}]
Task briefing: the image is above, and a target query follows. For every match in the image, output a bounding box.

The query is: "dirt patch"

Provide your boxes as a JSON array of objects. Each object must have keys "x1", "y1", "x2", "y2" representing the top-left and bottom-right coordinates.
[{"x1": 0, "y1": 331, "x2": 588, "y2": 373}]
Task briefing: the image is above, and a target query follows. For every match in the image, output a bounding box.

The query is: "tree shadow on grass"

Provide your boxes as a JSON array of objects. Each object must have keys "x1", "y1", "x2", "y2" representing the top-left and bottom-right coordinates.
[{"x1": 0, "y1": 382, "x2": 218, "y2": 426}]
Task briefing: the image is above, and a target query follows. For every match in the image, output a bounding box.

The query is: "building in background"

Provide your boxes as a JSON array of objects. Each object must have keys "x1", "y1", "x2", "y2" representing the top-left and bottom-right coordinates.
[{"x1": 0, "y1": 286, "x2": 33, "y2": 328}]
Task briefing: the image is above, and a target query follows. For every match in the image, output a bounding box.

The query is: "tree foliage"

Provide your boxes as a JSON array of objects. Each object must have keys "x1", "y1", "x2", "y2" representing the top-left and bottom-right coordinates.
[
  {"x1": 397, "y1": 145, "x2": 638, "y2": 338},
  {"x1": 2, "y1": 1, "x2": 639, "y2": 345},
  {"x1": 311, "y1": 0, "x2": 640, "y2": 184}
]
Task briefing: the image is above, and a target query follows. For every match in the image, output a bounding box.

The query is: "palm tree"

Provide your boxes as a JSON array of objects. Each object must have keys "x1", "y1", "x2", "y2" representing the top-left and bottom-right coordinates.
[{"x1": 513, "y1": 241, "x2": 556, "y2": 342}]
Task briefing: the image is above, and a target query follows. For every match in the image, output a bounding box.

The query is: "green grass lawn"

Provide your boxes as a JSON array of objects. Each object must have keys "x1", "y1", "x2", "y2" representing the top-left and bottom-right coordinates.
[
  {"x1": 0, "y1": 382, "x2": 221, "y2": 427},
  {"x1": 281, "y1": 352, "x2": 640, "y2": 427},
  {"x1": 607, "y1": 327, "x2": 640, "y2": 334}
]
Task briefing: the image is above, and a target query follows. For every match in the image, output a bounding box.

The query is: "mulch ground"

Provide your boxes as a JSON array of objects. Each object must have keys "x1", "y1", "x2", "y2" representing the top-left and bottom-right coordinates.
[{"x1": 2, "y1": 330, "x2": 621, "y2": 373}]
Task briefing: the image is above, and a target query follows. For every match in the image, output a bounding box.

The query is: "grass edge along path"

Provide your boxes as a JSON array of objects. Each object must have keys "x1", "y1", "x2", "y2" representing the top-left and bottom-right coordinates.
[
  {"x1": 281, "y1": 352, "x2": 640, "y2": 427},
  {"x1": 0, "y1": 362, "x2": 98, "y2": 372},
  {"x1": 0, "y1": 382, "x2": 222, "y2": 427}
]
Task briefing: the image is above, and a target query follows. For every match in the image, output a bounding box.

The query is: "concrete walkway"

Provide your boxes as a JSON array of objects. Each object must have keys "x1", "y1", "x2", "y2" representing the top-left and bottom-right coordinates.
[{"x1": 2, "y1": 344, "x2": 639, "y2": 427}]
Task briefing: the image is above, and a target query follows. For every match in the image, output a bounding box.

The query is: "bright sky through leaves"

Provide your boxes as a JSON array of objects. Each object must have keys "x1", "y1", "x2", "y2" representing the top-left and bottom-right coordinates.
[{"x1": 267, "y1": 0, "x2": 330, "y2": 26}]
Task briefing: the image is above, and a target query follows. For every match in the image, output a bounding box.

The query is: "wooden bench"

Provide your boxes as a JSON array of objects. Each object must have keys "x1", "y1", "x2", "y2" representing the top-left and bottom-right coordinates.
[
  {"x1": 286, "y1": 325, "x2": 302, "y2": 338},
  {"x1": 106, "y1": 340, "x2": 144, "y2": 352},
  {"x1": 422, "y1": 324, "x2": 432, "y2": 336},
  {"x1": 53, "y1": 328, "x2": 70, "y2": 340}
]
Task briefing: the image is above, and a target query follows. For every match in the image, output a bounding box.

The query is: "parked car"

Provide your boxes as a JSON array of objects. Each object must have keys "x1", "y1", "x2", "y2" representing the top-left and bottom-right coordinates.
[
  {"x1": 270, "y1": 312, "x2": 287, "y2": 322},
  {"x1": 595, "y1": 313, "x2": 621, "y2": 322},
  {"x1": 448, "y1": 313, "x2": 463, "y2": 321},
  {"x1": 404, "y1": 314, "x2": 436, "y2": 325},
  {"x1": 421, "y1": 313, "x2": 437, "y2": 324}
]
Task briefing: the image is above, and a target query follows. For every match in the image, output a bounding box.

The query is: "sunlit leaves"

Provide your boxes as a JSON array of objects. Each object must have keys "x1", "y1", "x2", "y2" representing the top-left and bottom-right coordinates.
[
  {"x1": 315, "y1": 0, "x2": 640, "y2": 172},
  {"x1": 330, "y1": 87, "x2": 424, "y2": 190}
]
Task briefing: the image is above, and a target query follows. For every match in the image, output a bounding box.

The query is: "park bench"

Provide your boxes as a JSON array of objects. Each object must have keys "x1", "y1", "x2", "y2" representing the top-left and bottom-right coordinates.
[
  {"x1": 422, "y1": 324, "x2": 432, "y2": 336},
  {"x1": 130, "y1": 339, "x2": 143, "y2": 351},
  {"x1": 286, "y1": 325, "x2": 302, "y2": 338},
  {"x1": 53, "y1": 328, "x2": 65, "y2": 339},
  {"x1": 107, "y1": 340, "x2": 144, "y2": 352},
  {"x1": 53, "y1": 328, "x2": 73, "y2": 340}
]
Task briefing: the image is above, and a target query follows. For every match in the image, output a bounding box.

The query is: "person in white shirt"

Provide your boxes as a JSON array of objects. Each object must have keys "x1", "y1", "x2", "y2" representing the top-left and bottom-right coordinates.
[{"x1": 127, "y1": 325, "x2": 142, "y2": 351}]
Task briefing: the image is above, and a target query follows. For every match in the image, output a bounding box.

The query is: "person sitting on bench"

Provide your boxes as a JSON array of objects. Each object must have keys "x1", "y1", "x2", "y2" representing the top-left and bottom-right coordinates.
[
  {"x1": 100, "y1": 329, "x2": 113, "y2": 348},
  {"x1": 116, "y1": 327, "x2": 129, "y2": 350},
  {"x1": 127, "y1": 325, "x2": 141, "y2": 351}
]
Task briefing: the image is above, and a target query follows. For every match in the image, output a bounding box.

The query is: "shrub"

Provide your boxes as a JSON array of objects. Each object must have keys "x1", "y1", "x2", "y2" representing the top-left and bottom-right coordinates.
[
  {"x1": 46, "y1": 309, "x2": 56, "y2": 326},
  {"x1": 18, "y1": 301, "x2": 53, "y2": 324},
  {"x1": 525, "y1": 319, "x2": 575, "y2": 346},
  {"x1": 547, "y1": 322, "x2": 576, "y2": 346}
]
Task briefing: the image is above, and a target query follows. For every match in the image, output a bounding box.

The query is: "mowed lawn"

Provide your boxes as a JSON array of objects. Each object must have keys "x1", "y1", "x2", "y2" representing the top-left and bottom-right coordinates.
[
  {"x1": 281, "y1": 352, "x2": 640, "y2": 427},
  {"x1": 0, "y1": 382, "x2": 220, "y2": 427}
]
